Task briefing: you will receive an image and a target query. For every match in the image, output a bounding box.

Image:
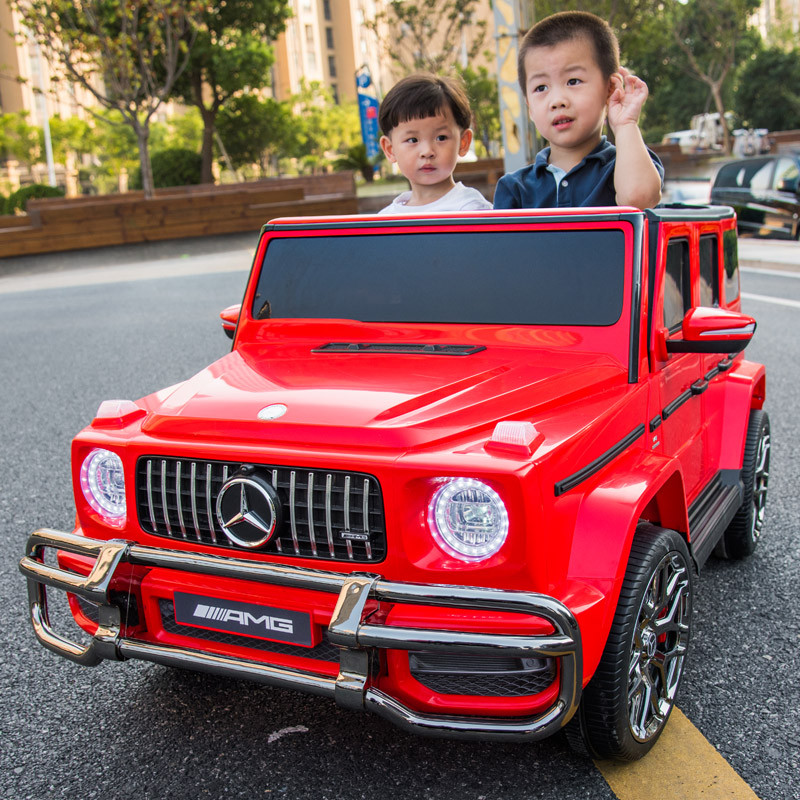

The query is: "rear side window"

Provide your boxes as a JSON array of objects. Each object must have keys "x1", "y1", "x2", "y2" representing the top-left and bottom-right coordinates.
[
  {"x1": 774, "y1": 158, "x2": 799, "y2": 193},
  {"x1": 663, "y1": 239, "x2": 690, "y2": 331},
  {"x1": 723, "y1": 229, "x2": 740, "y2": 303},
  {"x1": 715, "y1": 159, "x2": 773, "y2": 190},
  {"x1": 699, "y1": 235, "x2": 719, "y2": 307}
]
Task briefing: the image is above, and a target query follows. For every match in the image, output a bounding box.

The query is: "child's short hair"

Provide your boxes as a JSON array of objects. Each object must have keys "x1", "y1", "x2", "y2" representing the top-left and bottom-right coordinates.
[
  {"x1": 378, "y1": 72, "x2": 472, "y2": 137},
  {"x1": 517, "y1": 11, "x2": 620, "y2": 93}
]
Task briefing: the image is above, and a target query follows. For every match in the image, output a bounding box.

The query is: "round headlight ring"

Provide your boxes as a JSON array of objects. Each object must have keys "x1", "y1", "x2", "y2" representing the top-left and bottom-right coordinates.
[
  {"x1": 428, "y1": 478, "x2": 509, "y2": 561},
  {"x1": 80, "y1": 448, "x2": 126, "y2": 525}
]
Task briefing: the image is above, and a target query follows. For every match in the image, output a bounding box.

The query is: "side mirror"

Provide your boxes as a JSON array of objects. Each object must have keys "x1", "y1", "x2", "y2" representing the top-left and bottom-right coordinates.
[
  {"x1": 220, "y1": 303, "x2": 242, "y2": 340},
  {"x1": 665, "y1": 307, "x2": 756, "y2": 354}
]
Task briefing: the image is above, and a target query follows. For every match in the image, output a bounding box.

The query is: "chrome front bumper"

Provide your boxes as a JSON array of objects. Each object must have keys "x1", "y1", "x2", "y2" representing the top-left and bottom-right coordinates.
[{"x1": 20, "y1": 528, "x2": 582, "y2": 741}]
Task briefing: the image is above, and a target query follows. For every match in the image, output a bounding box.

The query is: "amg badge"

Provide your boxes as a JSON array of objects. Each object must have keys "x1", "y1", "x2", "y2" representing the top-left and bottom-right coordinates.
[{"x1": 174, "y1": 592, "x2": 313, "y2": 646}]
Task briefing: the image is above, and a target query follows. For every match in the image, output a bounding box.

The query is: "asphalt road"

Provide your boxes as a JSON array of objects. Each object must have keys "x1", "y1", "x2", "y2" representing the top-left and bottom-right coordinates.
[{"x1": 0, "y1": 239, "x2": 798, "y2": 800}]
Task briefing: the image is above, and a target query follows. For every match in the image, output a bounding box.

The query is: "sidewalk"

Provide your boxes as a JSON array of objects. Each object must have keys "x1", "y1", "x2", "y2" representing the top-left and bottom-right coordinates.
[{"x1": 737, "y1": 238, "x2": 800, "y2": 271}]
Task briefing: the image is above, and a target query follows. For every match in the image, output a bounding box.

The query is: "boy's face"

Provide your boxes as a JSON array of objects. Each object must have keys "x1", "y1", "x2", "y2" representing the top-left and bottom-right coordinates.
[
  {"x1": 380, "y1": 106, "x2": 472, "y2": 191},
  {"x1": 523, "y1": 36, "x2": 614, "y2": 163}
]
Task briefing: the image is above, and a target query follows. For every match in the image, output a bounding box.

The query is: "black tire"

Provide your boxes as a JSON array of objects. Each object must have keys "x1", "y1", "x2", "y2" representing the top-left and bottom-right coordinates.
[
  {"x1": 719, "y1": 410, "x2": 770, "y2": 560},
  {"x1": 565, "y1": 524, "x2": 693, "y2": 761}
]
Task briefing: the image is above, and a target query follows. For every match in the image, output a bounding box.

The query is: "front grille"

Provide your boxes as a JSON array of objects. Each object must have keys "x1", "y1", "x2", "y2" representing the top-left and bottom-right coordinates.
[
  {"x1": 409, "y1": 651, "x2": 556, "y2": 697},
  {"x1": 159, "y1": 599, "x2": 340, "y2": 662},
  {"x1": 136, "y1": 457, "x2": 386, "y2": 562}
]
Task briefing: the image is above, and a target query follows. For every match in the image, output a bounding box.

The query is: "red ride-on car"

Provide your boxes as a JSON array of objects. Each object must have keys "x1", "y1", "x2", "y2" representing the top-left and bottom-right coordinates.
[{"x1": 21, "y1": 206, "x2": 769, "y2": 761}]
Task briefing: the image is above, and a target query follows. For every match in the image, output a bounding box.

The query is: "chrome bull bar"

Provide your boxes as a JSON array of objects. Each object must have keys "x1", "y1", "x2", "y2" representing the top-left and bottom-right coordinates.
[{"x1": 20, "y1": 528, "x2": 582, "y2": 741}]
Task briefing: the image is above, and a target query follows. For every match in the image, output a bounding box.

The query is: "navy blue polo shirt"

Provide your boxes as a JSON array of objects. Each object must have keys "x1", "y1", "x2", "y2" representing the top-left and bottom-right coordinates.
[{"x1": 492, "y1": 137, "x2": 664, "y2": 209}]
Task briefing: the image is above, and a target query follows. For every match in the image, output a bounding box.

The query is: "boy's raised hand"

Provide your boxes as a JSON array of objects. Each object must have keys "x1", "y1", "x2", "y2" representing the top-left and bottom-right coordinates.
[{"x1": 607, "y1": 66, "x2": 649, "y2": 132}]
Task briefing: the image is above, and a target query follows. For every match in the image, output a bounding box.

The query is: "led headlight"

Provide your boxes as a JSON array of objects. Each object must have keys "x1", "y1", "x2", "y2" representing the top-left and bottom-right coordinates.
[
  {"x1": 80, "y1": 448, "x2": 126, "y2": 525},
  {"x1": 428, "y1": 478, "x2": 508, "y2": 561}
]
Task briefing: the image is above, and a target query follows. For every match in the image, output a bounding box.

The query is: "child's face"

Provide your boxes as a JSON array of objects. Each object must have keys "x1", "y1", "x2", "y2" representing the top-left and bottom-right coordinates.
[
  {"x1": 523, "y1": 36, "x2": 614, "y2": 161},
  {"x1": 380, "y1": 106, "x2": 472, "y2": 191}
]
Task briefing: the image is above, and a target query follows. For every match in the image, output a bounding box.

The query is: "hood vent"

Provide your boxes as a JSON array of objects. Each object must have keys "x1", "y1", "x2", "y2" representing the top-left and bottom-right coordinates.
[{"x1": 313, "y1": 342, "x2": 486, "y2": 356}]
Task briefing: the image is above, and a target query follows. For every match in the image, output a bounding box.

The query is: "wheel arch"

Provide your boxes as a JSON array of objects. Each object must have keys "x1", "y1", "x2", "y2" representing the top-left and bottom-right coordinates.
[
  {"x1": 720, "y1": 360, "x2": 766, "y2": 470},
  {"x1": 565, "y1": 451, "x2": 689, "y2": 681}
]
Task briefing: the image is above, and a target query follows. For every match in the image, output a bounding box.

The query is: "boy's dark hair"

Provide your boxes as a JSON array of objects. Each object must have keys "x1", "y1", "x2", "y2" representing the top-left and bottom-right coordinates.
[
  {"x1": 379, "y1": 72, "x2": 472, "y2": 136},
  {"x1": 517, "y1": 11, "x2": 620, "y2": 94}
]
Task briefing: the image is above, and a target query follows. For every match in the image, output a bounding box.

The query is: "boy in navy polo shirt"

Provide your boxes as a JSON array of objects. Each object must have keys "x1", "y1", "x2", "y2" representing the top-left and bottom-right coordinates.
[{"x1": 493, "y1": 11, "x2": 663, "y2": 210}]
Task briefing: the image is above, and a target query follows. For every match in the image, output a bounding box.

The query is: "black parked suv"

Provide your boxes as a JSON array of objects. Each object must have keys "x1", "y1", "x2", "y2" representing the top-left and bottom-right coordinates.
[{"x1": 710, "y1": 154, "x2": 800, "y2": 239}]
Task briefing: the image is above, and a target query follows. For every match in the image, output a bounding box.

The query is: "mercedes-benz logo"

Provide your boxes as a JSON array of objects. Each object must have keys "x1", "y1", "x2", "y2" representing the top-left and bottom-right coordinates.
[
  {"x1": 216, "y1": 475, "x2": 281, "y2": 549},
  {"x1": 258, "y1": 404, "x2": 287, "y2": 421}
]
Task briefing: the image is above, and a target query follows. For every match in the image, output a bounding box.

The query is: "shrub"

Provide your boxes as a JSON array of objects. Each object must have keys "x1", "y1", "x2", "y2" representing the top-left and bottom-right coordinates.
[
  {"x1": 5, "y1": 183, "x2": 65, "y2": 214},
  {"x1": 131, "y1": 148, "x2": 203, "y2": 189}
]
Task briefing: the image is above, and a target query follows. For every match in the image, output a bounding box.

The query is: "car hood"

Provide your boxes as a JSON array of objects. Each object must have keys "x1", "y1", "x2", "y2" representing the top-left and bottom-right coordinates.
[{"x1": 140, "y1": 339, "x2": 628, "y2": 452}]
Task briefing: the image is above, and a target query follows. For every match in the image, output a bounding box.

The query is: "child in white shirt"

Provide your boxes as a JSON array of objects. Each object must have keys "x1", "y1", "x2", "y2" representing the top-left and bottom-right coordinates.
[{"x1": 378, "y1": 73, "x2": 492, "y2": 214}]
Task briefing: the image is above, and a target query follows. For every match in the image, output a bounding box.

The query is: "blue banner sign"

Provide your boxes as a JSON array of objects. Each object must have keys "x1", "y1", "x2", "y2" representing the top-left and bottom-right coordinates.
[{"x1": 358, "y1": 92, "x2": 381, "y2": 159}]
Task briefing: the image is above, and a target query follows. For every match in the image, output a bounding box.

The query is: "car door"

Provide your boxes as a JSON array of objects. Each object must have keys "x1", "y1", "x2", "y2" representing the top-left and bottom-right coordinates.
[
  {"x1": 766, "y1": 157, "x2": 800, "y2": 239},
  {"x1": 653, "y1": 235, "x2": 708, "y2": 500}
]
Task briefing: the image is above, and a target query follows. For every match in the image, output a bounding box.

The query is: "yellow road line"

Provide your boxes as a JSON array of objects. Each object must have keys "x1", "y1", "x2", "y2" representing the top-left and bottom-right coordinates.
[{"x1": 595, "y1": 708, "x2": 762, "y2": 800}]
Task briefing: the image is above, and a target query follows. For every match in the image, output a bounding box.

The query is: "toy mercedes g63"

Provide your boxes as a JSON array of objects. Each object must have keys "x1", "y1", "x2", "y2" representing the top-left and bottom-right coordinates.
[{"x1": 21, "y1": 206, "x2": 769, "y2": 761}]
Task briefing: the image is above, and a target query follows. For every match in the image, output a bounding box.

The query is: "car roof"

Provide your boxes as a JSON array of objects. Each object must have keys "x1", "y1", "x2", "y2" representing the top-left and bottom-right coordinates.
[{"x1": 264, "y1": 205, "x2": 733, "y2": 233}]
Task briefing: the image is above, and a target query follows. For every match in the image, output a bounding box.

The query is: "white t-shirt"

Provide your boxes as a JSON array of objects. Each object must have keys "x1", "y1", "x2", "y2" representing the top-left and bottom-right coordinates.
[{"x1": 378, "y1": 182, "x2": 492, "y2": 214}]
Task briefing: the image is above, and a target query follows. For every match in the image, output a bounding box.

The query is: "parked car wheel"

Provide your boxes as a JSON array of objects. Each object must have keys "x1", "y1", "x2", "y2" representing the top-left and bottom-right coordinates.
[
  {"x1": 719, "y1": 410, "x2": 770, "y2": 559},
  {"x1": 565, "y1": 524, "x2": 693, "y2": 761}
]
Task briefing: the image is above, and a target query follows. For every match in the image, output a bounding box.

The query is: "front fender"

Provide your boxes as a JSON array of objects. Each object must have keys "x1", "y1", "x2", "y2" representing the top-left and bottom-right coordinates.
[{"x1": 563, "y1": 449, "x2": 686, "y2": 681}]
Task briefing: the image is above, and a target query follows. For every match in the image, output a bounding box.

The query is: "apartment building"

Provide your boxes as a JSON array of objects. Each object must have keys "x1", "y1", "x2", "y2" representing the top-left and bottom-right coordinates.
[
  {"x1": 751, "y1": 0, "x2": 800, "y2": 42},
  {"x1": 271, "y1": 0, "x2": 493, "y2": 104},
  {"x1": 271, "y1": 0, "x2": 392, "y2": 104},
  {"x1": 0, "y1": 1, "x2": 93, "y2": 122}
]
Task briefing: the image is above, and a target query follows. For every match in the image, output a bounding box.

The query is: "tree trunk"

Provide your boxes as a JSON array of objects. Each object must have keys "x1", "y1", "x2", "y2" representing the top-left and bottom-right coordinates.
[
  {"x1": 709, "y1": 83, "x2": 732, "y2": 155},
  {"x1": 133, "y1": 119, "x2": 155, "y2": 199},
  {"x1": 200, "y1": 110, "x2": 215, "y2": 184}
]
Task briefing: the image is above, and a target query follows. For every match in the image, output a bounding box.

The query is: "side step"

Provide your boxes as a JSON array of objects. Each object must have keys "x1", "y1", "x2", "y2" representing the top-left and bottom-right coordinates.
[{"x1": 688, "y1": 470, "x2": 743, "y2": 569}]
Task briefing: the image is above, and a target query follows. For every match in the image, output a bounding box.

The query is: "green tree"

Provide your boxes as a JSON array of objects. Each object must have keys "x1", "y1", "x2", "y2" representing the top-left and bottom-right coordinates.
[
  {"x1": 526, "y1": 0, "x2": 652, "y2": 32},
  {"x1": 150, "y1": 108, "x2": 204, "y2": 154},
  {"x1": 170, "y1": 1, "x2": 292, "y2": 184},
  {"x1": 291, "y1": 81, "x2": 361, "y2": 170},
  {"x1": 458, "y1": 65, "x2": 500, "y2": 156},
  {"x1": 16, "y1": 0, "x2": 203, "y2": 197},
  {"x1": 216, "y1": 94, "x2": 297, "y2": 175},
  {"x1": 621, "y1": 13, "x2": 712, "y2": 143},
  {"x1": 334, "y1": 143, "x2": 383, "y2": 182},
  {"x1": 667, "y1": 0, "x2": 761, "y2": 152},
  {"x1": 735, "y1": 46, "x2": 800, "y2": 131},
  {"x1": 91, "y1": 108, "x2": 140, "y2": 192},
  {"x1": 0, "y1": 111, "x2": 41, "y2": 165},
  {"x1": 370, "y1": 0, "x2": 488, "y2": 74},
  {"x1": 48, "y1": 115, "x2": 94, "y2": 164}
]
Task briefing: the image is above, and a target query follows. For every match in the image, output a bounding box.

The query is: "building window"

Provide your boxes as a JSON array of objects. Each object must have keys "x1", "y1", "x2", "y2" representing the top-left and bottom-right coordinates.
[
  {"x1": 323, "y1": 0, "x2": 331, "y2": 21},
  {"x1": 331, "y1": 84, "x2": 339, "y2": 104},
  {"x1": 326, "y1": 27, "x2": 334, "y2": 49},
  {"x1": 328, "y1": 55, "x2": 337, "y2": 77},
  {"x1": 305, "y1": 24, "x2": 317, "y2": 70}
]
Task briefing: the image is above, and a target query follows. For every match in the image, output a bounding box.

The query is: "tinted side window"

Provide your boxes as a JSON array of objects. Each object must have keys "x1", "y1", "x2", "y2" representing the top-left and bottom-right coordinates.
[
  {"x1": 714, "y1": 163, "x2": 741, "y2": 188},
  {"x1": 699, "y1": 235, "x2": 719, "y2": 307},
  {"x1": 774, "y1": 158, "x2": 799, "y2": 193},
  {"x1": 749, "y1": 161, "x2": 773, "y2": 191},
  {"x1": 717, "y1": 159, "x2": 775, "y2": 190},
  {"x1": 663, "y1": 239, "x2": 690, "y2": 331},
  {"x1": 723, "y1": 228, "x2": 740, "y2": 303}
]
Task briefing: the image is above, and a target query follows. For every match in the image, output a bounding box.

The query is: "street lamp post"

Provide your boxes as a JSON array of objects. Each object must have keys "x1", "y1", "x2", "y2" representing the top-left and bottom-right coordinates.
[{"x1": 493, "y1": 0, "x2": 535, "y2": 174}]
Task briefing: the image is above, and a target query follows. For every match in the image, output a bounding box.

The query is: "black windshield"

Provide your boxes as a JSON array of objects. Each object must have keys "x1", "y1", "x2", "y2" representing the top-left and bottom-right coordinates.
[{"x1": 252, "y1": 229, "x2": 626, "y2": 326}]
